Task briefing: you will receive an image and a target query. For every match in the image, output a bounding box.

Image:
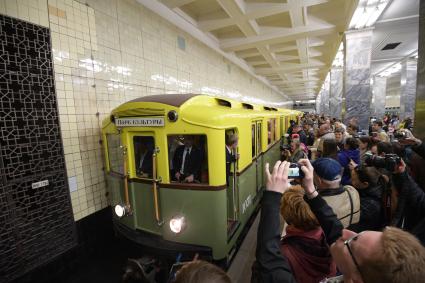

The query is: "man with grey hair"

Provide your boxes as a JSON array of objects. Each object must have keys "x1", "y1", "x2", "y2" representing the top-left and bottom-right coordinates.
[
  {"x1": 312, "y1": 158, "x2": 360, "y2": 228},
  {"x1": 317, "y1": 123, "x2": 335, "y2": 154}
]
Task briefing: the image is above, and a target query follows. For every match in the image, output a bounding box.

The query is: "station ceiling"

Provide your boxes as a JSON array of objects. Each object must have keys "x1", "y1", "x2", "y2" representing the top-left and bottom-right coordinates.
[{"x1": 142, "y1": 0, "x2": 357, "y2": 101}]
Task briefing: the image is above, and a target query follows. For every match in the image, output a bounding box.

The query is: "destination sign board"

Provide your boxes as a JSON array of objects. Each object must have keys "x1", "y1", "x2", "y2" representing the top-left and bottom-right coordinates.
[{"x1": 115, "y1": 117, "x2": 165, "y2": 127}]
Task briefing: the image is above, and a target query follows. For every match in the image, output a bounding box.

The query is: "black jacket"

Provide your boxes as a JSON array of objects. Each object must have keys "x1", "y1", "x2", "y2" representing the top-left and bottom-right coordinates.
[
  {"x1": 254, "y1": 191, "x2": 343, "y2": 282},
  {"x1": 173, "y1": 145, "x2": 202, "y2": 180},
  {"x1": 226, "y1": 147, "x2": 237, "y2": 185},
  {"x1": 137, "y1": 150, "x2": 153, "y2": 177},
  {"x1": 412, "y1": 142, "x2": 425, "y2": 160},
  {"x1": 349, "y1": 184, "x2": 385, "y2": 232},
  {"x1": 392, "y1": 172, "x2": 425, "y2": 244}
]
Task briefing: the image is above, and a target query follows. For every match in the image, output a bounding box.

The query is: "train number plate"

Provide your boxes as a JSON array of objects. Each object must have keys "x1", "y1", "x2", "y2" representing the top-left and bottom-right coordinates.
[{"x1": 32, "y1": 180, "x2": 49, "y2": 189}]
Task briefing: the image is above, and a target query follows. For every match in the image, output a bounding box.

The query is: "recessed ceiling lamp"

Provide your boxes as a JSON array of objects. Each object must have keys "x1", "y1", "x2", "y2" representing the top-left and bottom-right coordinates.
[{"x1": 349, "y1": 0, "x2": 390, "y2": 30}]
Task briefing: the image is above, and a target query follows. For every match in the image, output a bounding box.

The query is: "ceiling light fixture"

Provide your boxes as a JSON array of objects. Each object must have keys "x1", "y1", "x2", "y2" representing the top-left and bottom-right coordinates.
[{"x1": 349, "y1": 0, "x2": 390, "y2": 30}]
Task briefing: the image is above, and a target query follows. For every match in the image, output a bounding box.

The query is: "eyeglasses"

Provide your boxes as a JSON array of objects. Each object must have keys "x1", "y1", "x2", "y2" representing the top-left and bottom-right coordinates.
[{"x1": 344, "y1": 231, "x2": 365, "y2": 272}]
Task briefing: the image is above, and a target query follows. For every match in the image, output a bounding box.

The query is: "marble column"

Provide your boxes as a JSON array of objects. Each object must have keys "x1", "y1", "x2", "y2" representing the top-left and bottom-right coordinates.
[
  {"x1": 330, "y1": 67, "x2": 343, "y2": 119},
  {"x1": 316, "y1": 92, "x2": 322, "y2": 114},
  {"x1": 371, "y1": 76, "x2": 387, "y2": 118},
  {"x1": 400, "y1": 59, "x2": 418, "y2": 120},
  {"x1": 344, "y1": 28, "x2": 373, "y2": 131},
  {"x1": 321, "y1": 75, "x2": 330, "y2": 115},
  {"x1": 414, "y1": 0, "x2": 425, "y2": 139}
]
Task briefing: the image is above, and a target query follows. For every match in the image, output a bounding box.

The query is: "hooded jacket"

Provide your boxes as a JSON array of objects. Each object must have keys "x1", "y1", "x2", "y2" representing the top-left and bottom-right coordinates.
[{"x1": 338, "y1": 149, "x2": 360, "y2": 185}]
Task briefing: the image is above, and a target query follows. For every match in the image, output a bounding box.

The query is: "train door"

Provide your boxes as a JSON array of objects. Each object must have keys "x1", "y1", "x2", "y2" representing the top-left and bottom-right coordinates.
[
  {"x1": 131, "y1": 133, "x2": 163, "y2": 231},
  {"x1": 226, "y1": 129, "x2": 239, "y2": 237},
  {"x1": 252, "y1": 121, "x2": 263, "y2": 192}
]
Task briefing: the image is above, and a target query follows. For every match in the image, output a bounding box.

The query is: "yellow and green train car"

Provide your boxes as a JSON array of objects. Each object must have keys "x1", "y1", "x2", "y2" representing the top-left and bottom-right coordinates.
[{"x1": 101, "y1": 93, "x2": 300, "y2": 262}]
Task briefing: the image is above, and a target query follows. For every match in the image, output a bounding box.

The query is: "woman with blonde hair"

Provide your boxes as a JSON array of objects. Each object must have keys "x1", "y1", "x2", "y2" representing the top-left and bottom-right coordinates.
[{"x1": 280, "y1": 187, "x2": 336, "y2": 283}]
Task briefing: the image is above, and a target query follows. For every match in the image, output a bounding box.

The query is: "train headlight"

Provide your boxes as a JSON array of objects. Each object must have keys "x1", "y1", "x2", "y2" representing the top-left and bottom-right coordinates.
[
  {"x1": 169, "y1": 216, "x2": 186, "y2": 234},
  {"x1": 114, "y1": 204, "x2": 127, "y2": 218}
]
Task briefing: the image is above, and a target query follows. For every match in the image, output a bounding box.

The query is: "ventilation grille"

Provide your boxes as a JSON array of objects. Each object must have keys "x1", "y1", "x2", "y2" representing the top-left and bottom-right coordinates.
[
  {"x1": 216, "y1": 98, "x2": 231, "y2": 108},
  {"x1": 177, "y1": 35, "x2": 186, "y2": 51},
  {"x1": 381, "y1": 42, "x2": 401, "y2": 50},
  {"x1": 242, "y1": 103, "x2": 253, "y2": 110},
  {"x1": 0, "y1": 15, "x2": 76, "y2": 282}
]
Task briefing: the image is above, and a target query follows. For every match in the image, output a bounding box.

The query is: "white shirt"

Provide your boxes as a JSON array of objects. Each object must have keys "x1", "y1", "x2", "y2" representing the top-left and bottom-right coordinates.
[
  {"x1": 139, "y1": 152, "x2": 147, "y2": 169},
  {"x1": 226, "y1": 145, "x2": 232, "y2": 155},
  {"x1": 180, "y1": 146, "x2": 191, "y2": 174}
]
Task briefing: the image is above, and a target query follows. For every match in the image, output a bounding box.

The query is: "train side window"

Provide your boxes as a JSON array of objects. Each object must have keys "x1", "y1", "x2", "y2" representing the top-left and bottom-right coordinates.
[
  {"x1": 133, "y1": 136, "x2": 155, "y2": 178},
  {"x1": 106, "y1": 134, "x2": 124, "y2": 175},
  {"x1": 256, "y1": 122, "x2": 262, "y2": 155},
  {"x1": 274, "y1": 118, "x2": 279, "y2": 141},
  {"x1": 251, "y1": 124, "x2": 256, "y2": 159},
  {"x1": 168, "y1": 135, "x2": 208, "y2": 184},
  {"x1": 267, "y1": 119, "x2": 276, "y2": 145}
]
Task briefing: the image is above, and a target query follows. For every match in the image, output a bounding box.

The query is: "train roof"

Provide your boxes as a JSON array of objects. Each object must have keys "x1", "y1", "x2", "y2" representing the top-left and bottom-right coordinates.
[{"x1": 105, "y1": 94, "x2": 299, "y2": 129}]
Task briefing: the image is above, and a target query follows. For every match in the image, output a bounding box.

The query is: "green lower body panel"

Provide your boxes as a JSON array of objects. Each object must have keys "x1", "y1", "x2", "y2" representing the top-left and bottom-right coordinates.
[{"x1": 107, "y1": 141, "x2": 282, "y2": 260}]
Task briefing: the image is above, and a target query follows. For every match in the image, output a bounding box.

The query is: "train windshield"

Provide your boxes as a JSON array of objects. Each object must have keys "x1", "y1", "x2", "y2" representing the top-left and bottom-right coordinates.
[
  {"x1": 168, "y1": 135, "x2": 208, "y2": 184},
  {"x1": 106, "y1": 134, "x2": 124, "y2": 175},
  {"x1": 133, "y1": 136, "x2": 155, "y2": 178}
]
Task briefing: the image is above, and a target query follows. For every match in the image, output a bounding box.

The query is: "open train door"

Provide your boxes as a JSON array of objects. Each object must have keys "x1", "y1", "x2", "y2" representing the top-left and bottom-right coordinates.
[{"x1": 226, "y1": 129, "x2": 240, "y2": 238}]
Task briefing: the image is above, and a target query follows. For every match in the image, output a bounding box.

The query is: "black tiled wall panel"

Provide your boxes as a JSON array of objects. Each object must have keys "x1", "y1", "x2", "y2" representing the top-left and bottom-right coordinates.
[{"x1": 0, "y1": 15, "x2": 76, "y2": 282}]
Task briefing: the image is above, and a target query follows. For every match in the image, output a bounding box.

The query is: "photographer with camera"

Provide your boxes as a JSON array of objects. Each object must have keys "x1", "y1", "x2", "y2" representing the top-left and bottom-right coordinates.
[
  {"x1": 254, "y1": 159, "x2": 425, "y2": 283},
  {"x1": 349, "y1": 162, "x2": 386, "y2": 232},
  {"x1": 396, "y1": 129, "x2": 425, "y2": 160},
  {"x1": 391, "y1": 158, "x2": 425, "y2": 245}
]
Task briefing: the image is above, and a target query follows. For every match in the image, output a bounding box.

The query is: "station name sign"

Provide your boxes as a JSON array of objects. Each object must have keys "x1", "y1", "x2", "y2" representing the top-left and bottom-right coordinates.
[
  {"x1": 115, "y1": 117, "x2": 165, "y2": 127},
  {"x1": 32, "y1": 180, "x2": 49, "y2": 189}
]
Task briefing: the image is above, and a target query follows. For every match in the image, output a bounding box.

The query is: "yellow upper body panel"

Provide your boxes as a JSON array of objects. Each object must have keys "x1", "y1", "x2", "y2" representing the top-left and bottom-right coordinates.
[
  {"x1": 102, "y1": 94, "x2": 293, "y2": 185},
  {"x1": 105, "y1": 94, "x2": 287, "y2": 129}
]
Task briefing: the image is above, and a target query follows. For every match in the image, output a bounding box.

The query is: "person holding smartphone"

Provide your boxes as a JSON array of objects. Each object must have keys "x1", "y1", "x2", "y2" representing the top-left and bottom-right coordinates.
[{"x1": 254, "y1": 159, "x2": 425, "y2": 283}]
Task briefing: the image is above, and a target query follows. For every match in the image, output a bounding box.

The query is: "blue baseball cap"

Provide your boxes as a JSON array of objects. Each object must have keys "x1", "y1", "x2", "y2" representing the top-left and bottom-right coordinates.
[{"x1": 312, "y1": 158, "x2": 342, "y2": 181}]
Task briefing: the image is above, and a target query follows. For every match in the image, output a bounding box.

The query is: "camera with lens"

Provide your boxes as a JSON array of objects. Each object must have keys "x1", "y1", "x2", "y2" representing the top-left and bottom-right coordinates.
[
  {"x1": 288, "y1": 163, "x2": 304, "y2": 179},
  {"x1": 364, "y1": 152, "x2": 402, "y2": 171},
  {"x1": 280, "y1": 144, "x2": 291, "y2": 151},
  {"x1": 394, "y1": 131, "x2": 407, "y2": 140}
]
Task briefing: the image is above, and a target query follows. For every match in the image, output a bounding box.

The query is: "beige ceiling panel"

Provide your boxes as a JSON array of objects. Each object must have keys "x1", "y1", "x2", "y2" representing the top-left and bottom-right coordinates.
[{"x1": 153, "y1": 0, "x2": 357, "y2": 100}]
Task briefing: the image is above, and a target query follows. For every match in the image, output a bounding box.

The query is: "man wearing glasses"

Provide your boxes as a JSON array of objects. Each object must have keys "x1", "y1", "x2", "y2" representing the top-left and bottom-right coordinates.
[{"x1": 255, "y1": 159, "x2": 425, "y2": 283}]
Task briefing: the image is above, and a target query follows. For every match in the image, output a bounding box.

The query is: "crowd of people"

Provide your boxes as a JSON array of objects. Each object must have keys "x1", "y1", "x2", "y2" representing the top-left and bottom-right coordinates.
[
  {"x1": 125, "y1": 113, "x2": 425, "y2": 283},
  {"x1": 254, "y1": 113, "x2": 425, "y2": 283}
]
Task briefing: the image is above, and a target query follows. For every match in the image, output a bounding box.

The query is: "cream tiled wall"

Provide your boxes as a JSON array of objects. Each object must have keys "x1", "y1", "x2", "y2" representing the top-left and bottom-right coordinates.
[{"x1": 0, "y1": 0, "x2": 291, "y2": 221}]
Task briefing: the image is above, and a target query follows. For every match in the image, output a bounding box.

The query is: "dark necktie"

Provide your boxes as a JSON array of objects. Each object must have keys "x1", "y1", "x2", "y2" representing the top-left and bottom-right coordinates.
[{"x1": 183, "y1": 148, "x2": 190, "y2": 174}]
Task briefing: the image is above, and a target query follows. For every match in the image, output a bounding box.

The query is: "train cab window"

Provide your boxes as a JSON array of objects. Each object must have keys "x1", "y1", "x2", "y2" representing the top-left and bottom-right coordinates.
[
  {"x1": 106, "y1": 134, "x2": 124, "y2": 175},
  {"x1": 133, "y1": 136, "x2": 155, "y2": 178},
  {"x1": 168, "y1": 135, "x2": 208, "y2": 184}
]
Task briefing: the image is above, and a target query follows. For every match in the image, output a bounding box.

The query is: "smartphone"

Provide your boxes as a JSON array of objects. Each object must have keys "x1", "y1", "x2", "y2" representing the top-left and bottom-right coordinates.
[
  {"x1": 167, "y1": 262, "x2": 188, "y2": 283},
  {"x1": 288, "y1": 163, "x2": 304, "y2": 179}
]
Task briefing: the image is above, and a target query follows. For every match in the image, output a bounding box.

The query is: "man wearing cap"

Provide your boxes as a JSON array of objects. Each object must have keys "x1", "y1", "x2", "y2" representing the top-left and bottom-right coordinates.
[
  {"x1": 292, "y1": 124, "x2": 307, "y2": 145},
  {"x1": 312, "y1": 158, "x2": 360, "y2": 228}
]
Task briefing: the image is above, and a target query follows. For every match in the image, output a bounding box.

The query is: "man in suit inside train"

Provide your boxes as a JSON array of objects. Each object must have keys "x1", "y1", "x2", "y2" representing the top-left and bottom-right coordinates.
[
  {"x1": 173, "y1": 135, "x2": 202, "y2": 183},
  {"x1": 226, "y1": 133, "x2": 240, "y2": 186}
]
